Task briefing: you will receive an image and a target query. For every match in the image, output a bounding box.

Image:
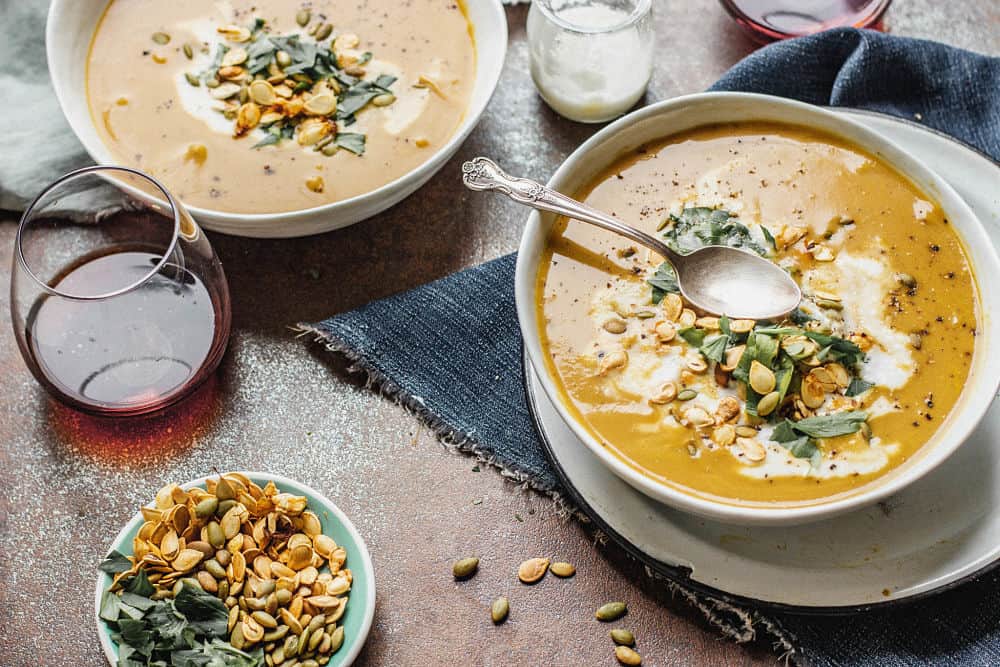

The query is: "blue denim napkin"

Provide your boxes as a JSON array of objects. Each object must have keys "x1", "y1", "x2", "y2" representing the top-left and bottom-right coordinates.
[{"x1": 307, "y1": 29, "x2": 1000, "y2": 666}]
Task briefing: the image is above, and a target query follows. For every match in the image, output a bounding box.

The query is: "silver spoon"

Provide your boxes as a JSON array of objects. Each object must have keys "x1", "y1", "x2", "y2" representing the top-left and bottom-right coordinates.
[{"x1": 462, "y1": 157, "x2": 801, "y2": 321}]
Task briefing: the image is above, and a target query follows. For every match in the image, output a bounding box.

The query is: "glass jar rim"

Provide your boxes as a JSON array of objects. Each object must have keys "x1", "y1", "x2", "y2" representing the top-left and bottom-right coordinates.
[
  {"x1": 534, "y1": 0, "x2": 653, "y2": 34},
  {"x1": 15, "y1": 165, "x2": 183, "y2": 302}
]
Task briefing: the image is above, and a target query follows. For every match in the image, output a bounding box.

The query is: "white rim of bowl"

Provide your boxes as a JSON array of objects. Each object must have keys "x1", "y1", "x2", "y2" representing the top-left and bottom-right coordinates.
[
  {"x1": 46, "y1": 0, "x2": 508, "y2": 229},
  {"x1": 93, "y1": 472, "x2": 376, "y2": 667},
  {"x1": 516, "y1": 91, "x2": 1000, "y2": 525}
]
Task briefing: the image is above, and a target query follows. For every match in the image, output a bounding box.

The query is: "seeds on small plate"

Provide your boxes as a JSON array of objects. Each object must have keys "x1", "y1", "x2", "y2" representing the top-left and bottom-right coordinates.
[
  {"x1": 102, "y1": 474, "x2": 353, "y2": 666},
  {"x1": 518, "y1": 557, "x2": 550, "y2": 584}
]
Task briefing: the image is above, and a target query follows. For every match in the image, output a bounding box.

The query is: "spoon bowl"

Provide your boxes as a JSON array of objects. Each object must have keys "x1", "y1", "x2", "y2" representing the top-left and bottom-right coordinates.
[
  {"x1": 462, "y1": 157, "x2": 800, "y2": 319},
  {"x1": 677, "y1": 245, "x2": 802, "y2": 320}
]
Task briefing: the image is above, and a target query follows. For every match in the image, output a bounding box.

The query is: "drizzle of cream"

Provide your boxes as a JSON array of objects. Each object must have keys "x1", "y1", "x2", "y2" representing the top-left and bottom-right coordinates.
[{"x1": 804, "y1": 250, "x2": 915, "y2": 389}]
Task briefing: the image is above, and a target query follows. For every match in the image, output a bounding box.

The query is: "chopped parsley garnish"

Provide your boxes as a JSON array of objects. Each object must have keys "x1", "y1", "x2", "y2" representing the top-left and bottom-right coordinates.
[
  {"x1": 195, "y1": 17, "x2": 397, "y2": 157},
  {"x1": 660, "y1": 207, "x2": 765, "y2": 256},
  {"x1": 100, "y1": 558, "x2": 264, "y2": 667},
  {"x1": 647, "y1": 261, "x2": 680, "y2": 304}
]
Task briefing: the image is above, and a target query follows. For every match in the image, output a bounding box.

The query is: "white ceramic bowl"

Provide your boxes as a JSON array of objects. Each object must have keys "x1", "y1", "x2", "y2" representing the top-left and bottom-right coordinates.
[
  {"x1": 515, "y1": 92, "x2": 1000, "y2": 526},
  {"x1": 47, "y1": 0, "x2": 507, "y2": 238}
]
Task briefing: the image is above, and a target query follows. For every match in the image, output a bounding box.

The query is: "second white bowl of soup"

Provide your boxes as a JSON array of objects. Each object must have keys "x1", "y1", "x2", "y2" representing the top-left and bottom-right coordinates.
[
  {"x1": 48, "y1": 0, "x2": 506, "y2": 237},
  {"x1": 516, "y1": 92, "x2": 1000, "y2": 526}
]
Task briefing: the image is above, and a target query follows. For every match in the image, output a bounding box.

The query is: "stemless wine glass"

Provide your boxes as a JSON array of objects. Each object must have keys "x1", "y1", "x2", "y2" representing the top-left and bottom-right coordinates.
[
  {"x1": 11, "y1": 166, "x2": 231, "y2": 416},
  {"x1": 719, "y1": 0, "x2": 891, "y2": 43}
]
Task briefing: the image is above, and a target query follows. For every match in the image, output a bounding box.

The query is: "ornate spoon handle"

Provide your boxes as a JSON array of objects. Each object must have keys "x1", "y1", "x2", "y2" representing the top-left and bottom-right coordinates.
[{"x1": 461, "y1": 157, "x2": 681, "y2": 264}]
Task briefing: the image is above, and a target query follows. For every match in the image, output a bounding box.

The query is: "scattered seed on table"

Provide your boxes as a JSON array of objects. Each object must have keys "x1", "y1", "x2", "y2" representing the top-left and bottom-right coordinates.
[
  {"x1": 491, "y1": 596, "x2": 509, "y2": 624},
  {"x1": 615, "y1": 645, "x2": 642, "y2": 665},
  {"x1": 610, "y1": 628, "x2": 635, "y2": 646},
  {"x1": 518, "y1": 557, "x2": 550, "y2": 584},
  {"x1": 596, "y1": 601, "x2": 627, "y2": 622},
  {"x1": 550, "y1": 561, "x2": 576, "y2": 578},
  {"x1": 453, "y1": 557, "x2": 479, "y2": 579}
]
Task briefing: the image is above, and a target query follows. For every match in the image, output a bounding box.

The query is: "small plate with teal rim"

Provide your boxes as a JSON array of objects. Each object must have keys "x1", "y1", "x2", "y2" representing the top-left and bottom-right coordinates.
[{"x1": 94, "y1": 472, "x2": 375, "y2": 666}]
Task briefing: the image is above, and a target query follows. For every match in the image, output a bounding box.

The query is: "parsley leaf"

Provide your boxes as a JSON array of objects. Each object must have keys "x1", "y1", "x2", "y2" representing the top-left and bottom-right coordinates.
[
  {"x1": 661, "y1": 207, "x2": 765, "y2": 256},
  {"x1": 803, "y1": 331, "x2": 863, "y2": 366},
  {"x1": 678, "y1": 327, "x2": 706, "y2": 348},
  {"x1": 123, "y1": 569, "x2": 154, "y2": 598},
  {"x1": 337, "y1": 80, "x2": 393, "y2": 118},
  {"x1": 771, "y1": 419, "x2": 800, "y2": 442},
  {"x1": 846, "y1": 377, "x2": 874, "y2": 397},
  {"x1": 173, "y1": 583, "x2": 230, "y2": 637},
  {"x1": 789, "y1": 308, "x2": 814, "y2": 324},
  {"x1": 701, "y1": 333, "x2": 730, "y2": 363},
  {"x1": 98, "y1": 550, "x2": 133, "y2": 574},
  {"x1": 335, "y1": 132, "x2": 366, "y2": 155},
  {"x1": 732, "y1": 331, "x2": 778, "y2": 383},
  {"x1": 790, "y1": 411, "x2": 869, "y2": 438},
  {"x1": 647, "y1": 261, "x2": 679, "y2": 304},
  {"x1": 787, "y1": 438, "x2": 819, "y2": 460},
  {"x1": 761, "y1": 225, "x2": 776, "y2": 250}
]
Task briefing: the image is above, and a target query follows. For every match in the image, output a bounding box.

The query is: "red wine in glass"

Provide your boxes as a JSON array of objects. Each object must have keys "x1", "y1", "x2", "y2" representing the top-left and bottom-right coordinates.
[
  {"x1": 25, "y1": 244, "x2": 226, "y2": 413},
  {"x1": 719, "y1": 0, "x2": 891, "y2": 43},
  {"x1": 11, "y1": 167, "x2": 230, "y2": 417}
]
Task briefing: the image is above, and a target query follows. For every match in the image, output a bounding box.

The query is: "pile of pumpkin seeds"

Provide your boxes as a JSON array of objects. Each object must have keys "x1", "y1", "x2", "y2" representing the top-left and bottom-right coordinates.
[
  {"x1": 453, "y1": 556, "x2": 642, "y2": 664},
  {"x1": 165, "y1": 12, "x2": 396, "y2": 160},
  {"x1": 109, "y1": 473, "x2": 351, "y2": 666}
]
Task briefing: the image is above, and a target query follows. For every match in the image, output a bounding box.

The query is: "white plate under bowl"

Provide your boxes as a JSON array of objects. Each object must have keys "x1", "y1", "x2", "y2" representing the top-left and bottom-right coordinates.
[
  {"x1": 525, "y1": 109, "x2": 1000, "y2": 610},
  {"x1": 46, "y1": 0, "x2": 507, "y2": 238}
]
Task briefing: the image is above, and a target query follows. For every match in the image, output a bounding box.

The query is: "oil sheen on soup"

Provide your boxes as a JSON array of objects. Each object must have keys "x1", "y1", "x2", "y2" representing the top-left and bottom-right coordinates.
[
  {"x1": 536, "y1": 123, "x2": 978, "y2": 505},
  {"x1": 87, "y1": 0, "x2": 476, "y2": 213}
]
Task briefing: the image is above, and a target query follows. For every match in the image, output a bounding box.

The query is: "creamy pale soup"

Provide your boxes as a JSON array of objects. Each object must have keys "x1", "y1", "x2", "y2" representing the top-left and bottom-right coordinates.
[
  {"x1": 537, "y1": 123, "x2": 979, "y2": 506},
  {"x1": 87, "y1": 0, "x2": 476, "y2": 213}
]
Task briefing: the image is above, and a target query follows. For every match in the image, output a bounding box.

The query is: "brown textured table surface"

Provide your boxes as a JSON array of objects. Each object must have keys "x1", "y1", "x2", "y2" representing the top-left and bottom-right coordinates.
[{"x1": 2, "y1": 2, "x2": 999, "y2": 666}]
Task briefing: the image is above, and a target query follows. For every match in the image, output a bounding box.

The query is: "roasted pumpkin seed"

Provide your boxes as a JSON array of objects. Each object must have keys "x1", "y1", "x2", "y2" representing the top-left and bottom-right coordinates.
[
  {"x1": 615, "y1": 645, "x2": 642, "y2": 665},
  {"x1": 452, "y1": 557, "x2": 480, "y2": 579},
  {"x1": 491, "y1": 596, "x2": 509, "y2": 623},
  {"x1": 596, "y1": 602, "x2": 627, "y2": 622},
  {"x1": 329, "y1": 625, "x2": 345, "y2": 652},
  {"x1": 518, "y1": 557, "x2": 550, "y2": 584},
  {"x1": 610, "y1": 628, "x2": 635, "y2": 646},
  {"x1": 549, "y1": 561, "x2": 576, "y2": 578}
]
